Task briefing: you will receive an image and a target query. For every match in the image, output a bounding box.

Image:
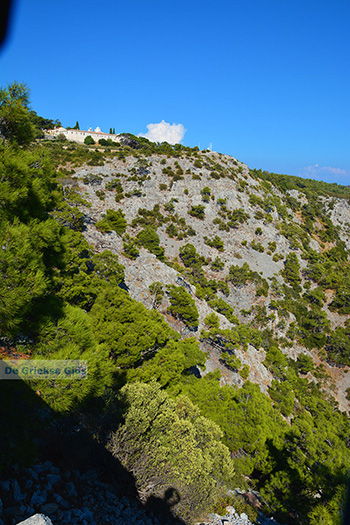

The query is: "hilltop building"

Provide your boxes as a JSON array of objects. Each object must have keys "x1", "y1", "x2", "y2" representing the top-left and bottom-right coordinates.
[{"x1": 46, "y1": 126, "x2": 120, "y2": 144}]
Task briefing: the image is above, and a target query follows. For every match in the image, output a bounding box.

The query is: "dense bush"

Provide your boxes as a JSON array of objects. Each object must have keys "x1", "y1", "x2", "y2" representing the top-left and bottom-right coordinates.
[
  {"x1": 220, "y1": 352, "x2": 242, "y2": 372},
  {"x1": 211, "y1": 256, "x2": 225, "y2": 271},
  {"x1": 90, "y1": 286, "x2": 177, "y2": 367},
  {"x1": 228, "y1": 262, "x2": 254, "y2": 286},
  {"x1": 250, "y1": 240, "x2": 265, "y2": 252},
  {"x1": 295, "y1": 353, "x2": 315, "y2": 374},
  {"x1": 95, "y1": 209, "x2": 127, "y2": 235},
  {"x1": 108, "y1": 382, "x2": 235, "y2": 521},
  {"x1": 179, "y1": 243, "x2": 205, "y2": 268},
  {"x1": 32, "y1": 304, "x2": 115, "y2": 412},
  {"x1": 136, "y1": 227, "x2": 164, "y2": 258},
  {"x1": 166, "y1": 285, "x2": 199, "y2": 329},
  {"x1": 122, "y1": 234, "x2": 140, "y2": 259},
  {"x1": 201, "y1": 186, "x2": 212, "y2": 202},
  {"x1": 84, "y1": 135, "x2": 95, "y2": 145},
  {"x1": 282, "y1": 253, "x2": 301, "y2": 289},
  {"x1": 204, "y1": 235, "x2": 224, "y2": 251},
  {"x1": 188, "y1": 204, "x2": 205, "y2": 219},
  {"x1": 325, "y1": 323, "x2": 350, "y2": 365}
]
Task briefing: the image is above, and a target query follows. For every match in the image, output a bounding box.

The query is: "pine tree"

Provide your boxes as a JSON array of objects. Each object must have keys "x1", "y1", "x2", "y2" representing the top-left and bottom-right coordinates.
[{"x1": 0, "y1": 82, "x2": 36, "y2": 144}]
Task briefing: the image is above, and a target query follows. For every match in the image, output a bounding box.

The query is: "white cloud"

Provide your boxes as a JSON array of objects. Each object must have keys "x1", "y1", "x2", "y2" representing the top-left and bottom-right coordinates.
[
  {"x1": 139, "y1": 120, "x2": 186, "y2": 145},
  {"x1": 303, "y1": 164, "x2": 348, "y2": 177}
]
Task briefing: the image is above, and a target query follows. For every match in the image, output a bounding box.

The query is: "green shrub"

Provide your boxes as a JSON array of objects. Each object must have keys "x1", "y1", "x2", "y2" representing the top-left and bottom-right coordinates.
[
  {"x1": 165, "y1": 222, "x2": 178, "y2": 238},
  {"x1": 221, "y1": 353, "x2": 242, "y2": 371},
  {"x1": 211, "y1": 257, "x2": 224, "y2": 272},
  {"x1": 256, "y1": 279, "x2": 269, "y2": 297},
  {"x1": 95, "y1": 209, "x2": 127, "y2": 235},
  {"x1": 295, "y1": 353, "x2": 315, "y2": 374},
  {"x1": 105, "y1": 178, "x2": 124, "y2": 193},
  {"x1": 330, "y1": 286, "x2": 350, "y2": 314},
  {"x1": 204, "y1": 312, "x2": 220, "y2": 329},
  {"x1": 250, "y1": 240, "x2": 265, "y2": 252},
  {"x1": 303, "y1": 287, "x2": 325, "y2": 307},
  {"x1": 325, "y1": 323, "x2": 350, "y2": 366},
  {"x1": 268, "y1": 379, "x2": 295, "y2": 416},
  {"x1": 239, "y1": 364, "x2": 250, "y2": 380},
  {"x1": 84, "y1": 135, "x2": 95, "y2": 145},
  {"x1": 90, "y1": 286, "x2": 176, "y2": 367},
  {"x1": 31, "y1": 305, "x2": 115, "y2": 412},
  {"x1": 214, "y1": 207, "x2": 249, "y2": 231},
  {"x1": 237, "y1": 180, "x2": 248, "y2": 192},
  {"x1": 282, "y1": 253, "x2": 301, "y2": 289},
  {"x1": 179, "y1": 243, "x2": 205, "y2": 268},
  {"x1": 188, "y1": 204, "x2": 205, "y2": 220},
  {"x1": 201, "y1": 186, "x2": 211, "y2": 202},
  {"x1": 204, "y1": 235, "x2": 224, "y2": 251},
  {"x1": 208, "y1": 297, "x2": 238, "y2": 324},
  {"x1": 137, "y1": 227, "x2": 164, "y2": 259},
  {"x1": 95, "y1": 190, "x2": 105, "y2": 200},
  {"x1": 229, "y1": 262, "x2": 254, "y2": 286},
  {"x1": 108, "y1": 382, "x2": 235, "y2": 521},
  {"x1": 52, "y1": 202, "x2": 85, "y2": 231},
  {"x1": 98, "y1": 138, "x2": 116, "y2": 146},
  {"x1": 263, "y1": 346, "x2": 288, "y2": 379},
  {"x1": 149, "y1": 281, "x2": 164, "y2": 308},
  {"x1": 122, "y1": 235, "x2": 140, "y2": 259},
  {"x1": 167, "y1": 285, "x2": 199, "y2": 329}
]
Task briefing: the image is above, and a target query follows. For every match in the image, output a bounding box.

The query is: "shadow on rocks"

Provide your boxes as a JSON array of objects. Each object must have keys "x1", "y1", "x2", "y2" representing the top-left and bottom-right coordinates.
[
  {"x1": 144, "y1": 488, "x2": 186, "y2": 525},
  {"x1": 0, "y1": 363, "x2": 187, "y2": 524}
]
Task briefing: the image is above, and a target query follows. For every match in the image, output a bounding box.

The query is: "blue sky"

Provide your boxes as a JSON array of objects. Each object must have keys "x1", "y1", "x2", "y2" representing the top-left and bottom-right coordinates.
[{"x1": 1, "y1": 0, "x2": 349, "y2": 184}]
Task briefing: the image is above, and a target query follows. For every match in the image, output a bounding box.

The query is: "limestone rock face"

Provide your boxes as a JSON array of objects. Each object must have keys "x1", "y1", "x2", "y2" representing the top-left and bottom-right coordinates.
[{"x1": 69, "y1": 149, "x2": 350, "y2": 411}]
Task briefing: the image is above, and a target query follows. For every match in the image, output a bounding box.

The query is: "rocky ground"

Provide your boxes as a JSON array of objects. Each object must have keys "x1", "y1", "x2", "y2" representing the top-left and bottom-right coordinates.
[
  {"x1": 0, "y1": 461, "x2": 171, "y2": 525},
  {"x1": 1, "y1": 462, "x2": 279, "y2": 525}
]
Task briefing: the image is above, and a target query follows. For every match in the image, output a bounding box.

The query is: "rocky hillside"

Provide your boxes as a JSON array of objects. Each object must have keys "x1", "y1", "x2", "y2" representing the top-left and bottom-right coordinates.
[
  {"x1": 64, "y1": 139, "x2": 350, "y2": 412},
  {"x1": 2, "y1": 120, "x2": 350, "y2": 525}
]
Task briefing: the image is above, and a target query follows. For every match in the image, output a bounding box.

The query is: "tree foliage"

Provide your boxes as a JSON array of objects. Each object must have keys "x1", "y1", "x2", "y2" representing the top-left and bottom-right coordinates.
[
  {"x1": 166, "y1": 285, "x2": 199, "y2": 329},
  {"x1": 108, "y1": 382, "x2": 235, "y2": 520},
  {"x1": 90, "y1": 286, "x2": 177, "y2": 367},
  {"x1": 0, "y1": 82, "x2": 36, "y2": 144},
  {"x1": 95, "y1": 208, "x2": 127, "y2": 235}
]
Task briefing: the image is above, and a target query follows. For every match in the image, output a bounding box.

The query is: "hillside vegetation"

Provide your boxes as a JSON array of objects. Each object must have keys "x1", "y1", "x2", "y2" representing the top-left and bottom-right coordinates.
[{"x1": 0, "y1": 84, "x2": 349, "y2": 525}]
